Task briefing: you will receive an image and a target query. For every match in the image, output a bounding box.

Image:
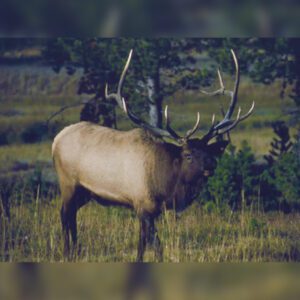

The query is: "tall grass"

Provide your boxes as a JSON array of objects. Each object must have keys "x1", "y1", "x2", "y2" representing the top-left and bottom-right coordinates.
[{"x1": 1, "y1": 193, "x2": 300, "y2": 262}]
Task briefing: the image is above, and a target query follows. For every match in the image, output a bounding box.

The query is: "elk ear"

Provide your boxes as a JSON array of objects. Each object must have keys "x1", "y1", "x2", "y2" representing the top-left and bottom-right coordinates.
[{"x1": 207, "y1": 140, "x2": 229, "y2": 156}]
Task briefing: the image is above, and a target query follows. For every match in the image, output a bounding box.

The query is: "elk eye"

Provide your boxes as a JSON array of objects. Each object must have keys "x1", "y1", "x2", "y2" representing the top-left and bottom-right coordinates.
[{"x1": 185, "y1": 153, "x2": 193, "y2": 163}]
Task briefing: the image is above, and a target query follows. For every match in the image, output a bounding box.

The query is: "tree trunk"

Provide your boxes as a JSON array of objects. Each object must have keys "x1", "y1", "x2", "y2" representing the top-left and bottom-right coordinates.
[{"x1": 146, "y1": 77, "x2": 163, "y2": 129}]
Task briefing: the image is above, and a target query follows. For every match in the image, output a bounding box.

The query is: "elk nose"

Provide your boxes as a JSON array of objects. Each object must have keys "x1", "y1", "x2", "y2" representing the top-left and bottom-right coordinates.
[{"x1": 204, "y1": 170, "x2": 211, "y2": 177}]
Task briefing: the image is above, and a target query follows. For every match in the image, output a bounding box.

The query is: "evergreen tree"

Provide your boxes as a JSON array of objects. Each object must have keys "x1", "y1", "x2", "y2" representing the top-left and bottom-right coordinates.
[{"x1": 264, "y1": 121, "x2": 293, "y2": 165}]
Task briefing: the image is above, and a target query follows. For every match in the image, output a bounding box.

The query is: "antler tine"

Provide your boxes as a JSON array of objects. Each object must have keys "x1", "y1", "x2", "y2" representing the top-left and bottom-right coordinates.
[
  {"x1": 238, "y1": 101, "x2": 255, "y2": 123},
  {"x1": 217, "y1": 68, "x2": 224, "y2": 90},
  {"x1": 121, "y1": 97, "x2": 128, "y2": 113},
  {"x1": 210, "y1": 101, "x2": 255, "y2": 139},
  {"x1": 164, "y1": 106, "x2": 182, "y2": 140},
  {"x1": 117, "y1": 49, "x2": 133, "y2": 96},
  {"x1": 201, "y1": 114, "x2": 217, "y2": 143},
  {"x1": 105, "y1": 49, "x2": 133, "y2": 110},
  {"x1": 223, "y1": 49, "x2": 240, "y2": 121},
  {"x1": 200, "y1": 89, "x2": 223, "y2": 96},
  {"x1": 211, "y1": 113, "x2": 216, "y2": 125},
  {"x1": 184, "y1": 112, "x2": 201, "y2": 140},
  {"x1": 200, "y1": 69, "x2": 225, "y2": 96}
]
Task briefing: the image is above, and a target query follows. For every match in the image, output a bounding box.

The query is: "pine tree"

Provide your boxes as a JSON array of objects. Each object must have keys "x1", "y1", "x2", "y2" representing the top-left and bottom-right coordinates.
[{"x1": 264, "y1": 121, "x2": 293, "y2": 165}]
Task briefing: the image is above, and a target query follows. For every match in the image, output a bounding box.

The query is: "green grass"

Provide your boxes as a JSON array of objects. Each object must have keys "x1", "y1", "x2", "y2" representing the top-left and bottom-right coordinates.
[{"x1": 1, "y1": 198, "x2": 300, "y2": 262}]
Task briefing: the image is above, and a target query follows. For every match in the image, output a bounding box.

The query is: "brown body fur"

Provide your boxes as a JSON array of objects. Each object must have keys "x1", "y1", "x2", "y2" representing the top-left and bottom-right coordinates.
[{"x1": 53, "y1": 122, "x2": 182, "y2": 215}]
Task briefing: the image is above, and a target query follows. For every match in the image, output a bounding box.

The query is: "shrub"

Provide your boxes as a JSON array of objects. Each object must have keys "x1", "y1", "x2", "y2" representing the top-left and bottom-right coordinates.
[
  {"x1": 202, "y1": 141, "x2": 257, "y2": 210},
  {"x1": 264, "y1": 121, "x2": 293, "y2": 165},
  {"x1": 259, "y1": 120, "x2": 298, "y2": 212},
  {"x1": 0, "y1": 130, "x2": 9, "y2": 145},
  {"x1": 0, "y1": 127, "x2": 19, "y2": 145},
  {"x1": 258, "y1": 169, "x2": 280, "y2": 211},
  {"x1": 199, "y1": 121, "x2": 300, "y2": 213},
  {"x1": 203, "y1": 201, "x2": 217, "y2": 214},
  {"x1": 273, "y1": 151, "x2": 300, "y2": 209},
  {"x1": 21, "y1": 122, "x2": 48, "y2": 143},
  {"x1": 205, "y1": 145, "x2": 239, "y2": 209}
]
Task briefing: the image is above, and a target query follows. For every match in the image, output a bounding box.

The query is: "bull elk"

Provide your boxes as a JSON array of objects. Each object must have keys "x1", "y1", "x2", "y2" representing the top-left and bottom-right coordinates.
[{"x1": 52, "y1": 49, "x2": 254, "y2": 262}]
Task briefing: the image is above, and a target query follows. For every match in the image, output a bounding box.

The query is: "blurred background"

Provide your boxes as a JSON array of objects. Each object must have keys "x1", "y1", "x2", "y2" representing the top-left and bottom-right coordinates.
[
  {"x1": 0, "y1": 0, "x2": 299, "y2": 36},
  {"x1": 0, "y1": 263, "x2": 300, "y2": 300}
]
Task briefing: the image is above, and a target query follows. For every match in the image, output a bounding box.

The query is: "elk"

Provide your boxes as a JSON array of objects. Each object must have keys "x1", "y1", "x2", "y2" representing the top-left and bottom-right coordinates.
[{"x1": 52, "y1": 49, "x2": 254, "y2": 262}]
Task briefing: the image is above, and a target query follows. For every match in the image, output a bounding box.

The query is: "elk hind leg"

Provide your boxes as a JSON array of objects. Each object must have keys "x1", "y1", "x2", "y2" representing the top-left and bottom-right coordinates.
[
  {"x1": 61, "y1": 204, "x2": 70, "y2": 258},
  {"x1": 60, "y1": 183, "x2": 77, "y2": 259},
  {"x1": 68, "y1": 186, "x2": 90, "y2": 256}
]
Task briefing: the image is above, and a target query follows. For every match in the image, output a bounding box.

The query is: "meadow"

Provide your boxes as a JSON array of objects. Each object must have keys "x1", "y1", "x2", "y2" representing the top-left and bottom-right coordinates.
[
  {"x1": 2, "y1": 198, "x2": 300, "y2": 262},
  {"x1": 0, "y1": 62, "x2": 299, "y2": 262}
]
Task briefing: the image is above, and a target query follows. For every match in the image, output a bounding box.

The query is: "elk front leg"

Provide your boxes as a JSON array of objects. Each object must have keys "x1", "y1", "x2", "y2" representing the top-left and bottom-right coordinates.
[
  {"x1": 136, "y1": 214, "x2": 163, "y2": 262},
  {"x1": 149, "y1": 217, "x2": 163, "y2": 262},
  {"x1": 137, "y1": 216, "x2": 148, "y2": 262}
]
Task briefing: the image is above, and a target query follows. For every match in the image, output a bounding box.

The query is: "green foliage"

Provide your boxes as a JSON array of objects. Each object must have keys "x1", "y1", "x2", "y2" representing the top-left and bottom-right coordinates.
[
  {"x1": 248, "y1": 217, "x2": 266, "y2": 236},
  {"x1": 201, "y1": 119, "x2": 300, "y2": 212},
  {"x1": 202, "y1": 142, "x2": 256, "y2": 210},
  {"x1": 258, "y1": 169, "x2": 279, "y2": 211},
  {"x1": 0, "y1": 121, "x2": 62, "y2": 146},
  {"x1": 21, "y1": 122, "x2": 48, "y2": 143},
  {"x1": 273, "y1": 152, "x2": 300, "y2": 208},
  {"x1": 207, "y1": 39, "x2": 299, "y2": 89},
  {"x1": 260, "y1": 152, "x2": 300, "y2": 212},
  {"x1": 259, "y1": 121, "x2": 299, "y2": 211},
  {"x1": 0, "y1": 126, "x2": 18, "y2": 145},
  {"x1": 264, "y1": 121, "x2": 293, "y2": 165},
  {"x1": 201, "y1": 138, "x2": 300, "y2": 212},
  {"x1": 202, "y1": 201, "x2": 217, "y2": 214},
  {"x1": 205, "y1": 146, "x2": 238, "y2": 209},
  {"x1": 236, "y1": 141, "x2": 256, "y2": 197}
]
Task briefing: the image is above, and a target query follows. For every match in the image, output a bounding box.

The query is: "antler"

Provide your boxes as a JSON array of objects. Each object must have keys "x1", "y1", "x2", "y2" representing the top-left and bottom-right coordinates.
[
  {"x1": 200, "y1": 49, "x2": 255, "y2": 143},
  {"x1": 105, "y1": 49, "x2": 133, "y2": 109},
  {"x1": 105, "y1": 49, "x2": 201, "y2": 144}
]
